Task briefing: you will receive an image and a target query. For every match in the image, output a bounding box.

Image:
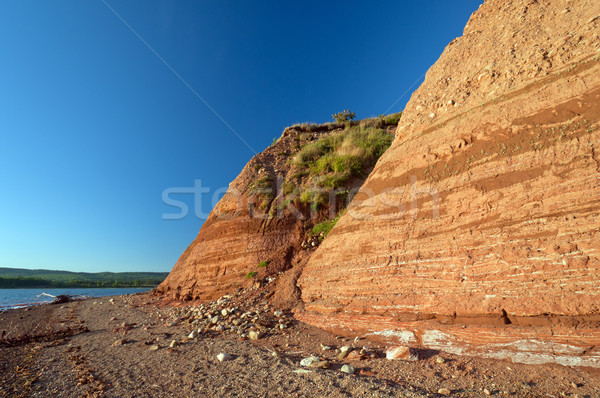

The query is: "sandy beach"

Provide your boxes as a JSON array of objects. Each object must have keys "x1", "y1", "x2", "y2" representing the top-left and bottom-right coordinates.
[{"x1": 1, "y1": 291, "x2": 599, "y2": 397}]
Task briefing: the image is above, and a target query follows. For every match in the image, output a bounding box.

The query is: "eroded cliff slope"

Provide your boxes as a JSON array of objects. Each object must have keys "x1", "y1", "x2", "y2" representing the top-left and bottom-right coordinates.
[
  {"x1": 157, "y1": 118, "x2": 398, "y2": 304},
  {"x1": 297, "y1": 0, "x2": 600, "y2": 367}
]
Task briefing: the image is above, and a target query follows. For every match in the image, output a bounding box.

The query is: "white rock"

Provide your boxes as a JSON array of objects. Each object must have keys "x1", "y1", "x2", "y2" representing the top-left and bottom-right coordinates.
[
  {"x1": 169, "y1": 340, "x2": 179, "y2": 348},
  {"x1": 300, "y1": 356, "x2": 321, "y2": 367},
  {"x1": 274, "y1": 310, "x2": 284, "y2": 317},
  {"x1": 386, "y1": 345, "x2": 418, "y2": 360},
  {"x1": 216, "y1": 353, "x2": 232, "y2": 362},
  {"x1": 249, "y1": 330, "x2": 262, "y2": 340},
  {"x1": 188, "y1": 330, "x2": 198, "y2": 339},
  {"x1": 340, "y1": 346, "x2": 351, "y2": 354},
  {"x1": 221, "y1": 309, "x2": 228, "y2": 316},
  {"x1": 341, "y1": 364, "x2": 355, "y2": 374}
]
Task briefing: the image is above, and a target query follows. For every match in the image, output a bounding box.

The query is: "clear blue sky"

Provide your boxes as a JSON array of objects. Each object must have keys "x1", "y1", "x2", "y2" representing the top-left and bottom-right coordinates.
[{"x1": 0, "y1": 1, "x2": 482, "y2": 273}]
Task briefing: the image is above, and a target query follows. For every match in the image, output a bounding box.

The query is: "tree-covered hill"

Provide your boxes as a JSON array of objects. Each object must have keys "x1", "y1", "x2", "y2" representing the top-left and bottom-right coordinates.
[{"x1": 0, "y1": 267, "x2": 168, "y2": 288}]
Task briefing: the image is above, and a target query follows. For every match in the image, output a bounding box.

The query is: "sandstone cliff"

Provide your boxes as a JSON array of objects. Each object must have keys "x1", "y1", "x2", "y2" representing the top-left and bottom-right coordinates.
[
  {"x1": 297, "y1": 0, "x2": 600, "y2": 367},
  {"x1": 157, "y1": 119, "x2": 398, "y2": 304}
]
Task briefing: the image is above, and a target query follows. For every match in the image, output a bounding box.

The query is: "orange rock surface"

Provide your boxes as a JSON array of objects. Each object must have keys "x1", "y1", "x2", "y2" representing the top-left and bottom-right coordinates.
[{"x1": 297, "y1": 0, "x2": 600, "y2": 367}]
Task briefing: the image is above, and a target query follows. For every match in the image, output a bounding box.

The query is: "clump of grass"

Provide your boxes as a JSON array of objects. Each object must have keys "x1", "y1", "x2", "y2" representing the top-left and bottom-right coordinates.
[
  {"x1": 257, "y1": 260, "x2": 269, "y2": 268},
  {"x1": 245, "y1": 271, "x2": 257, "y2": 279},
  {"x1": 311, "y1": 210, "x2": 345, "y2": 240},
  {"x1": 292, "y1": 125, "x2": 393, "y2": 190},
  {"x1": 384, "y1": 112, "x2": 402, "y2": 125}
]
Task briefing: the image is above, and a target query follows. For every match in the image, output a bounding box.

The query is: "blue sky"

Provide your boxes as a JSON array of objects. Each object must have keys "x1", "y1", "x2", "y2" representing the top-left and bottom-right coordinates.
[{"x1": 0, "y1": 1, "x2": 482, "y2": 273}]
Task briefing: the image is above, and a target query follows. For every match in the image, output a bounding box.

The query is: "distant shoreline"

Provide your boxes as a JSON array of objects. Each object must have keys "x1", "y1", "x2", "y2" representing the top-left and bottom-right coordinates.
[{"x1": 0, "y1": 267, "x2": 168, "y2": 289}]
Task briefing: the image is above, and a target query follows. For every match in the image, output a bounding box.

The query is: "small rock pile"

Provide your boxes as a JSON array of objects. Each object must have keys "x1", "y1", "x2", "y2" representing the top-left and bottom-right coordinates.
[{"x1": 163, "y1": 292, "x2": 292, "y2": 341}]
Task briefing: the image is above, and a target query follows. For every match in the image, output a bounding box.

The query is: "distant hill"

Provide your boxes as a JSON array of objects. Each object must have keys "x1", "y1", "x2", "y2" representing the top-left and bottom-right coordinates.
[{"x1": 0, "y1": 267, "x2": 168, "y2": 288}]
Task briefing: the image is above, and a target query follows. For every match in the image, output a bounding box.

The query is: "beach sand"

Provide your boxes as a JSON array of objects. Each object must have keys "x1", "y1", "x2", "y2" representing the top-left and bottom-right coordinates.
[{"x1": 1, "y1": 292, "x2": 599, "y2": 397}]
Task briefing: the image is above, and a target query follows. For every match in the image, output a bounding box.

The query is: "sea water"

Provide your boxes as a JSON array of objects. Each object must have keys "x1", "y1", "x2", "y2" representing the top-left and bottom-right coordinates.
[{"x1": 0, "y1": 288, "x2": 152, "y2": 310}]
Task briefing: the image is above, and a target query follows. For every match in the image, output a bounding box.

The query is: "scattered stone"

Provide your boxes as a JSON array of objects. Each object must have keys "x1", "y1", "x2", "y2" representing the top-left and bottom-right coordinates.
[
  {"x1": 110, "y1": 317, "x2": 117, "y2": 321},
  {"x1": 438, "y1": 388, "x2": 451, "y2": 396},
  {"x1": 249, "y1": 330, "x2": 262, "y2": 340},
  {"x1": 274, "y1": 310, "x2": 284, "y2": 317},
  {"x1": 221, "y1": 309, "x2": 228, "y2": 316},
  {"x1": 112, "y1": 339, "x2": 127, "y2": 346},
  {"x1": 310, "y1": 360, "x2": 331, "y2": 369},
  {"x1": 338, "y1": 346, "x2": 351, "y2": 360},
  {"x1": 436, "y1": 356, "x2": 446, "y2": 364},
  {"x1": 353, "y1": 336, "x2": 361, "y2": 343},
  {"x1": 347, "y1": 350, "x2": 365, "y2": 361},
  {"x1": 188, "y1": 330, "x2": 198, "y2": 339},
  {"x1": 148, "y1": 345, "x2": 160, "y2": 351},
  {"x1": 169, "y1": 340, "x2": 179, "y2": 348},
  {"x1": 292, "y1": 369, "x2": 313, "y2": 374},
  {"x1": 484, "y1": 388, "x2": 491, "y2": 395},
  {"x1": 321, "y1": 344, "x2": 332, "y2": 351},
  {"x1": 341, "y1": 364, "x2": 355, "y2": 374},
  {"x1": 300, "y1": 356, "x2": 321, "y2": 367},
  {"x1": 386, "y1": 346, "x2": 419, "y2": 361},
  {"x1": 279, "y1": 324, "x2": 287, "y2": 330},
  {"x1": 216, "y1": 353, "x2": 232, "y2": 362}
]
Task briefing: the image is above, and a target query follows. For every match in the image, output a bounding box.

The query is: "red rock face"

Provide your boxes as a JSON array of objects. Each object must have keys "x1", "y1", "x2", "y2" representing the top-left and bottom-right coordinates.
[
  {"x1": 157, "y1": 121, "x2": 397, "y2": 303},
  {"x1": 156, "y1": 138, "x2": 308, "y2": 302},
  {"x1": 297, "y1": 0, "x2": 600, "y2": 367}
]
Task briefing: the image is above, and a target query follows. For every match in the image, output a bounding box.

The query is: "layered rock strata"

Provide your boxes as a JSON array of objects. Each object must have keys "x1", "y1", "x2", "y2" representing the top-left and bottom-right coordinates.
[{"x1": 297, "y1": 0, "x2": 600, "y2": 367}]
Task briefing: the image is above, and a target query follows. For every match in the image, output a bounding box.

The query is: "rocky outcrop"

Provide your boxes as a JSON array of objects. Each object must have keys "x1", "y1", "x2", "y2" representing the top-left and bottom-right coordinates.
[
  {"x1": 297, "y1": 0, "x2": 600, "y2": 367},
  {"x1": 157, "y1": 120, "x2": 397, "y2": 304}
]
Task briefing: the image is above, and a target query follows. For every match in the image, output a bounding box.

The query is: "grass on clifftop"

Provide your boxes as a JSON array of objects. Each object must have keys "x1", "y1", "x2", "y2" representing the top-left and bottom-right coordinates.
[{"x1": 291, "y1": 125, "x2": 393, "y2": 206}]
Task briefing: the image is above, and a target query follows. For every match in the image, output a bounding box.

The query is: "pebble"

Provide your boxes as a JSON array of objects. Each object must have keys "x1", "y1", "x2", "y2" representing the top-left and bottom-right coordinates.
[
  {"x1": 188, "y1": 330, "x2": 198, "y2": 339},
  {"x1": 341, "y1": 364, "x2": 355, "y2": 374},
  {"x1": 148, "y1": 345, "x2": 160, "y2": 351},
  {"x1": 249, "y1": 330, "x2": 262, "y2": 340},
  {"x1": 292, "y1": 369, "x2": 313, "y2": 374},
  {"x1": 310, "y1": 360, "x2": 331, "y2": 369},
  {"x1": 300, "y1": 356, "x2": 321, "y2": 367},
  {"x1": 216, "y1": 353, "x2": 232, "y2": 362},
  {"x1": 221, "y1": 309, "x2": 228, "y2": 316},
  {"x1": 438, "y1": 388, "x2": 451, "y2": 396},
  {"x1": 169, "y1": 340, "x2": 179, "y2": 348},
  {"x1": 338, "y1": 346, "x2": 351, "y2": 360},
  {"x1": 321, "y1": 344, "x2": 332, "y2": 351},
  {"x1": 274, "y1": 311, "x2": 283, "y2": 317},
  {"x1": 484, "y1": 388, "x2": 491, "y2": 395},
  {"x1": 436, "y1": 356, "x2": 446, "y2": 364}
]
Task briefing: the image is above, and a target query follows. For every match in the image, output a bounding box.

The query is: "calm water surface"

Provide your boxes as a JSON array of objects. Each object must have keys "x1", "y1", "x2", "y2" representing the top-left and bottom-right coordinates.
[{"x1": 0, "y1": 288, "x2": 152, "y2": 310}]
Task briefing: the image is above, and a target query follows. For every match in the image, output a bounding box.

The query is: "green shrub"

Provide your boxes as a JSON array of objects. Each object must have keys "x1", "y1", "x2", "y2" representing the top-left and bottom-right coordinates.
[
  {"x1": 251, "y1": 176, "x2": 273, "y2": 194},
  {"x1": 384, "y1": 112, "x2": 402, "y2": 125},
  {"x1": 299, "y1": 189, "x2": 328, "y2": 207},
  {"x1": 245, "y1": 271, "x2": 257, "y2": 279},
  {"x1": 283, "y1": 181, "x2": 296, "y2": 195},
  {"x1": 257, "y1": 260, "x2": 269, "y2": 268},
  {"x1": 332, "y1": 109, "x2": 355, "y2": 123}
]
